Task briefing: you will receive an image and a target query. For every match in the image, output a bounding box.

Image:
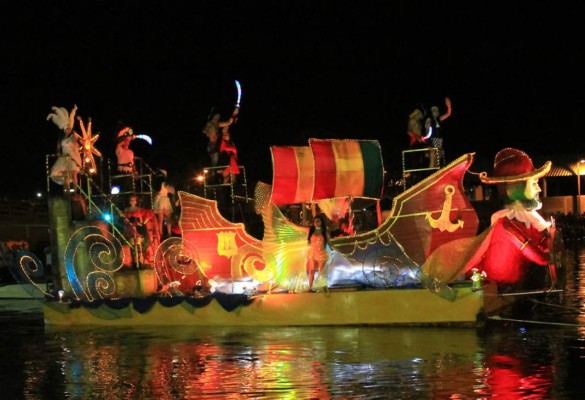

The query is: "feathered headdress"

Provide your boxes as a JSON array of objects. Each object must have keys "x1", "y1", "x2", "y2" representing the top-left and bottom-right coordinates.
[{"x1": 47, "y1": 104, "x2": 77, "y2": 133}]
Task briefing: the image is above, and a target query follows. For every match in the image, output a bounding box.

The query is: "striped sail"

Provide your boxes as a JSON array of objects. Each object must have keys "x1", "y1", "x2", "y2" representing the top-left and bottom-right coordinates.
[
  {"x1": 270, "y1": 146, "x2": 315, "y2": 205},
  {"x1": 270, "y1": 139, "x2": 384, "y2": 204},
  {"x1": 310, "y1": 139, "x2": 384, "y2": 201}
]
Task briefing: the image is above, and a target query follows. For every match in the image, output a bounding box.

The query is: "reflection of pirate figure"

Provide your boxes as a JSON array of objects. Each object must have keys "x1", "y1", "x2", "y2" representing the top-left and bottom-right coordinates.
[{"x1": 48, "y1": 105, "x2": 81, "y2": 187}]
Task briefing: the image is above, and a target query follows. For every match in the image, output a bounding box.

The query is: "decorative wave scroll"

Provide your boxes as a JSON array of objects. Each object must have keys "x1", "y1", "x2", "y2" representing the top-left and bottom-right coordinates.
[
  {"x1": 64, "y1": 225, "x2": 124, "y2": 301},
  {"x1": 14, "y1": 250, "x2": 53, "y2": 298},
  {"x1": 154, "y1": 237, "x2": 203, "y2": 285}
]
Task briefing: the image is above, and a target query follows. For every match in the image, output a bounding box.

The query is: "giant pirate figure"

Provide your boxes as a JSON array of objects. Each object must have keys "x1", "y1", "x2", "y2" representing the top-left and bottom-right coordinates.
[{"x1": 422, "y1": 148, "x2": 557, "y2": 293}]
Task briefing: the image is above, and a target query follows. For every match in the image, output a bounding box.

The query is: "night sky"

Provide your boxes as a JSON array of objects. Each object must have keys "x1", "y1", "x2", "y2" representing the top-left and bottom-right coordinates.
[{"x1": 1, "y1": 1, "x2": 584, "y2": 198}]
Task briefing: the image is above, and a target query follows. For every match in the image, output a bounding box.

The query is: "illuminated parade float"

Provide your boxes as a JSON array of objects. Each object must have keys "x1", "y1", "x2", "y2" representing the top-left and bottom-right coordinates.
[{"x1": 9, "y1": 97, "x2": 561, "y2": 327}]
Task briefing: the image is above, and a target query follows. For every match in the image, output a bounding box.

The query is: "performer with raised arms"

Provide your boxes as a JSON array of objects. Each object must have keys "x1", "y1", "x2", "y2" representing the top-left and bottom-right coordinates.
[{"x1": 202, "y1": 80, "x2": 242, "y2": 183}]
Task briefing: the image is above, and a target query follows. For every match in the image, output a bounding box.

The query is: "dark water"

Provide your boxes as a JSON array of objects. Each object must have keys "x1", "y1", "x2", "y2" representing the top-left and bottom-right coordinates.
[{"x1": 2, "y1": 248, "x2": 585, "y2": 399}]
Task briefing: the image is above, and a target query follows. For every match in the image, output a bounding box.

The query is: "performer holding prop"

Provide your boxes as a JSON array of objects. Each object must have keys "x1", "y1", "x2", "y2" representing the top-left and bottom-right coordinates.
[
  {"x1": 202, "y1": 80, "x2": 242, "y2": 181},
  {"x1": 218, "y1": 125, "x2": 240, "y2": 183},
  {"x1": 427, "y1": 97, "x2": 452, "y2": 167},
  {"x1": 425, "y1": 97, "x2": 452, "y2": 167}
]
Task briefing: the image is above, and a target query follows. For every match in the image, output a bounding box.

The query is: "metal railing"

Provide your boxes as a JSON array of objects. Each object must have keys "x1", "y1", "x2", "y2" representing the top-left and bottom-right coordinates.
[
  {"x1": 202, "y1": 164, "x2": 249, "y2": 204},
  {"x1": 401, "y1": 147, "x2": 441, "y2": 190},
  {"x1": 45, "y1": 154, "x2": 154, "y2": 269},
  {"x1": 108, "y1": 157, "x2": 155, "y2": 209}
]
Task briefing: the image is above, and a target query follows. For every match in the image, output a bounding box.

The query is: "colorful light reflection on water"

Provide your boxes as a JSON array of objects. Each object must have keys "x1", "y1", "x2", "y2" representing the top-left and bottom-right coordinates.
[{"x1": 3, "y1": 246, "x2": 585, "y2": 398}]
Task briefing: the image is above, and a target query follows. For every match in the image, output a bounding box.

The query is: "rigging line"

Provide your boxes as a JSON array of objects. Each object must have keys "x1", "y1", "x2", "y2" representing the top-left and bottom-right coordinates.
[
  {"x1": 489, "y1": 315, "x2": 583, "y2": 327},
  {"x1": 530, "y1": 298, "x2": 581, "y2": 311}
]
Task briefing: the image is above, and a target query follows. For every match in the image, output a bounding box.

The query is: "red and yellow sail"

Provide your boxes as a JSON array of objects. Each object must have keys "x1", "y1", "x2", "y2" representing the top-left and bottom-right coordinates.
[
  {"x1": 270, "y1": 146, "x2": 314, "y2": 205},
  {"x1": 310, "y1": 139, "x2": 383, "y2": 201},
  {"x1": 270, "y1": 139, "x2": 384, "y2": 205}
]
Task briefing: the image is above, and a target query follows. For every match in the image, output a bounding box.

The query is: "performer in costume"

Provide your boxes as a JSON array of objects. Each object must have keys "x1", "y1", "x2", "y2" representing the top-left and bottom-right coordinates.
[
  {"x1": 202, "y1": 111, "x2": 221, "y2": 168},
  {"x1": 47, "y1": 105, "x2": 81, "y2": 187},
  {"x1": 115, "y1": 127, "x2": 136, "y2": 175},
  {"x1": 422, "y1": 148, "x2": 555, "y2": 294},
  {"x1": 204, "y1": 107, "x2": 239, "y2": 162},
  {"x1": 307, "y1": 214, "x2": 330, "y2": 292},
  {"x1": 407, "y1": 108, "x2": 426, "y2": 148},
  {"x1": 123, "y1": 194, "x2": 155, "y2": 265},
  {"x1": 114, "y1": 126, "x2": 138, "y2": 208},
  {"x1": 154, "y1": 181, "x2": 176, "y2": 239},
  {"x1": 428, "y1": 97, "x2": 452, "y2": 167},
  {"x1": 203, "y1": 80, "x2": 242, "y2": 178},
  {"x1": 406, "y1": 107, "x2": 436, "y2": 184},
  {"x1": 218, "y1": 126, "x2": 240, "y2": 184}
]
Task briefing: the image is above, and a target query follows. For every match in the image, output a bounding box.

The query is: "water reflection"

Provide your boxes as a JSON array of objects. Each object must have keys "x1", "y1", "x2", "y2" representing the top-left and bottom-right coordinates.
[
  {"x1": 0, "y1": 320, "x2": 567, "y2": 399},
  {"x1": 25, "y1": 326, "x2": 485, "y2": 399},
  {"x1": 3, "y1": 247, "x2": 585, "y2": 398}
]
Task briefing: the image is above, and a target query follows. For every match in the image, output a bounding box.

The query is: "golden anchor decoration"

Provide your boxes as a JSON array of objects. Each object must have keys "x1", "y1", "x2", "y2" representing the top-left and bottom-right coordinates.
[{"x1": 425, "y1": 185, "x2": 464, "y2": 232}]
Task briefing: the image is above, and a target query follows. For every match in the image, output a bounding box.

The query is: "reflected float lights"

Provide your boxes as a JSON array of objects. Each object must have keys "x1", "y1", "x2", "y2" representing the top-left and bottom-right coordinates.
[{"x1": 578, "y1": 159, "x2": 585, "y2": 215}]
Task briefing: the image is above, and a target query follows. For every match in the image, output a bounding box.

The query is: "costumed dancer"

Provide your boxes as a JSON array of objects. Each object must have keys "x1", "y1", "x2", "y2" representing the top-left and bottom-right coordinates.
[
  {"x1": 203, "y1": 80, "x2": 242, "y2": 182},
  {"x1": 154, "y1": 181, "x2": 176, "y2": 240},
  {"x1": 47, "y1": 104, "x2": 81, "y2": 188},
  {"x1": 406, "y1": 107, "x2": 436, "y2": 183},
  {"x1": 202, "y1": 110, "x2": 221, "y2": 168},
  {"x1": 115, "y1": 126, "x2": 136, "y2": 175},
  {"x1": 407, "y1": 108, "x2": 426, "y2": 148},
  {"x1": 307, "y1": 214, "x2": 330, "y2": 292},
  {"x1": 114, "y1": 126, "x2": 138, "y2": 209},
  {"x1": 123, "y1": 194, "x2": 156, "y2": 265},
  {"x1": 428, "y1": 97, "x2": 452, "y2": 167},
  {"x1": 202, "y1": 111, "x2": 238, "y2": 183},
  {"x1": 422, "y1": 148, "x2": 556, "y2": 296},
  {"x1": 218, "y1": 125, "x2": 240, "y2": 184}
]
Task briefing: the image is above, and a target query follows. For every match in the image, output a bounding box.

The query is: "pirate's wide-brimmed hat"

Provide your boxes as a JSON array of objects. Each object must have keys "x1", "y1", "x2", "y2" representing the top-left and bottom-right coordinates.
[{"x1": 479, "y1": 147, "x2": 551, "y2": 184}]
